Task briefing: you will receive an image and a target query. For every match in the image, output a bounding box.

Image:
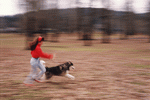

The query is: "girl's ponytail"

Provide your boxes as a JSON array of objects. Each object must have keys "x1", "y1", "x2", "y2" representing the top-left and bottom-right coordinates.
[{"x1": 29, "y1": 38, "x2": 38, "y2": 51}]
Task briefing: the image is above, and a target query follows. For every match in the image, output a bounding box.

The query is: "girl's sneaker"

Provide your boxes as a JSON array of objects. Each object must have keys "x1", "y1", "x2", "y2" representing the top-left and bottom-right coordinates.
[{"x1": 33, "y1": 79, "x2": 45, "y2": 83}]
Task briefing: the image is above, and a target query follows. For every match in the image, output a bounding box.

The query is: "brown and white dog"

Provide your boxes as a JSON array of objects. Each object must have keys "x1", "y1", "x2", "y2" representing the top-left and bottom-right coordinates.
[{"x1": 40, "y1": 60, "x2": 75, "y2": 80}]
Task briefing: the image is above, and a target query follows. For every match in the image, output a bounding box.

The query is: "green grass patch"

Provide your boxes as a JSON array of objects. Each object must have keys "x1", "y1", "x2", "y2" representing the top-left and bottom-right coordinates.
[
  {"x1": 42, "y1": 43, "x2": 110, "y2": 52},
  {"x1": 0, "y1": 34, "x2": 16, "y2": 38},
  {"x1": 139, "y1": 56, "x2": 150, "y2": 60},
  {"x1": 132, "y1": 72, "x2": 150, "y2": 76},
  {"x1": 129, "y1": 64, "x2": 150, "y2": 68},
  {"x1": 44, "y1": 46, "x2": 108, "y2": 52},
  {"x1": 0, "y1": 39, "x2": 25, "y2": 49},
  {"x1": 130, "y1": 81, "x2": 146, "y2": 86},
  {"x1": 128, "y1": 49, "x2": 141, "y2": 52},
  {"x1": 93, "y1": 33, "x2": 102, "y2": 38},
  {"x1": 138, "y1": 73, "x2": 150, "y2": 76}
]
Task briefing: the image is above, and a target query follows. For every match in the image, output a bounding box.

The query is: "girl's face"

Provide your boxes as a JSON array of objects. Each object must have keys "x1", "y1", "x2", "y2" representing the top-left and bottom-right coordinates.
[{"x1": 38, "y1": 41, "x2": 43, "y2": 45}]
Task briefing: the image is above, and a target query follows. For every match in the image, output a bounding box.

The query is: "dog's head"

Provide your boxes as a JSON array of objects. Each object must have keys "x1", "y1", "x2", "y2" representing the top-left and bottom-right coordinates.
[{"x1": 59, "y1": 61, "x2": 75, "y2": 71}]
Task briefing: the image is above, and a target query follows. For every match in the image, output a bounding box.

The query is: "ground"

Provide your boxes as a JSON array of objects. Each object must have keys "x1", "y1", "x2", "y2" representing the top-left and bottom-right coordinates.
[{"x1": 0, "y1": 33, "x2": 150, "y2": 100}]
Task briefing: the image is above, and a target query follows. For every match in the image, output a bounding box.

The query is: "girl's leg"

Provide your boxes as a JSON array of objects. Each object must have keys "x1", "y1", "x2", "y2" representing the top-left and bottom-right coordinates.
[
  {"x1": 30, "y1": 64, "x2": 38, "y2": 79},
  {"x1": 36, "y1": 60, "x2": 46, "y2": 80},
  {"x1": 24, "y1": 67, "x2": 37, "y2": 84},
  {"x1": 30, "y1": 58, "x2": 39, "y2": 79},
  {"x1": 24, "y1": 58, "x2": 38, "y2": 84}
]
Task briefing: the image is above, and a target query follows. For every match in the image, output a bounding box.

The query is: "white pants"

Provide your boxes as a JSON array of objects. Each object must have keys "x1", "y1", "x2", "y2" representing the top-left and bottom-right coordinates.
[{"x1": 24, "y1": 58, "x2": 46, "y2": 84}]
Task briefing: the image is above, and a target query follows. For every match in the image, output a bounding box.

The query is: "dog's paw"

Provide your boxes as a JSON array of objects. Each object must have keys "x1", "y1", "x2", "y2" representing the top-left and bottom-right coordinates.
[
  {"x1": 71, "y1": 76, "x2": 75, "y2": 80},
  {"x1": 65, "y1": 74, "x2": 75, "y2": 80}
]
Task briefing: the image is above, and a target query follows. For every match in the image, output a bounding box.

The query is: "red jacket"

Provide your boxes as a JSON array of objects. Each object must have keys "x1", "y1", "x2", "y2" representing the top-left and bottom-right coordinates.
[{"x1": 31, "y1": 44, "x2": 53, "y2": 59}]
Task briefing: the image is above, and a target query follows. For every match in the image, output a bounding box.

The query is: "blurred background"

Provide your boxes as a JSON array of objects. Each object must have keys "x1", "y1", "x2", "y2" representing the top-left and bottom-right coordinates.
[
  {"x1": 0, "y1": 1, "x2": 150, "y2": 99},
  {"x1": 0, "y1": 0, "x2": 150, "y2": 47}
]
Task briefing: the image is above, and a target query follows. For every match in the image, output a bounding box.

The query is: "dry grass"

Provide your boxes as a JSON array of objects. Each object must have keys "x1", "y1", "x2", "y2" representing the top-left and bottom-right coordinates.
[{"x1": 0, "y1": 33, "x2": 150, "y2": 100}]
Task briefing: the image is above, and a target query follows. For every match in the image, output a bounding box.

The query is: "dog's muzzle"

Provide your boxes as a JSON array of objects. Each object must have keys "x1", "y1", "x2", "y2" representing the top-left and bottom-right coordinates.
[{"x1": 71, "y1": 66, "x2": 75, "y2": 69}]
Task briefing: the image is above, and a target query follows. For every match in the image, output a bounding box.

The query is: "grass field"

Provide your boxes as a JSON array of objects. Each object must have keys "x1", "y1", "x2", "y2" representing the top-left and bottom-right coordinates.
[{"x1": 0, "y1": 33, "x2": 150, "y2": 100}]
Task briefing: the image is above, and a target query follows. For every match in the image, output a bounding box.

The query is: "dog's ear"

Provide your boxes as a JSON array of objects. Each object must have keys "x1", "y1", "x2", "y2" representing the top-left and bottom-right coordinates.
[
  {"x1": 68, "y1": 61, "x2": 73, "y2": 66},
  {"x1": 68, "y1": 61, "x2": 71, "y2": 64}
]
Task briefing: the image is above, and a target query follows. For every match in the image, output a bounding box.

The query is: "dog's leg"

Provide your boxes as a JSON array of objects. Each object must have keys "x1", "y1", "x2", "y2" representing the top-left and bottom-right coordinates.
[
  {"x1": 65, "y1": 74, "x2": 75, "y2": 80},
  {"x1": 65, "y1": 71, "x2": 75, "y2": 80}
]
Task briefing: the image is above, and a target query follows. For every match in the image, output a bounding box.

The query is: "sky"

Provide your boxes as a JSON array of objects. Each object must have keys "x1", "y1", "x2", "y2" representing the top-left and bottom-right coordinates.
[{"x1": 0, "y1": 0, "x2": 149, "y2": 16}]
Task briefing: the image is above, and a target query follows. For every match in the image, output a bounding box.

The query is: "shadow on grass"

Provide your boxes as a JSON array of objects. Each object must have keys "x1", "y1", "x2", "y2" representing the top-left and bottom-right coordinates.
[
  {"x1": 45, "y1": 81, "x2": 64, "y2": 85},
  {"x1": 45, "y1": 80, "x2": 76, "y2": 85}
]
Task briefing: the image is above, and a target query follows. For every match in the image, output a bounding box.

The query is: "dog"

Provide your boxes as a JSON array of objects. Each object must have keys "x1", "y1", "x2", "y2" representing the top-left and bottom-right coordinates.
[{"x1": 40, "y1": 60, "x2": 75, "y2": 80}]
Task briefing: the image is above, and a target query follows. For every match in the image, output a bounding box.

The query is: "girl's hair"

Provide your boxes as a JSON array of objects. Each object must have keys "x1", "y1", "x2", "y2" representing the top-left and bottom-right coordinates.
[
  {"x1": 29, "y1": 38, "x2": 39, "y2": 51},
  {"x1": 29, "y1": 36, "x2": 44, "y2": 51}
]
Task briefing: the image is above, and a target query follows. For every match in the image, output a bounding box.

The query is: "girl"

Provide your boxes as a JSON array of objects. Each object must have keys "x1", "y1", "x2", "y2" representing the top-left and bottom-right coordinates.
[{"x1": 24, "y1": 36, "x2": 54, "y2": 86}]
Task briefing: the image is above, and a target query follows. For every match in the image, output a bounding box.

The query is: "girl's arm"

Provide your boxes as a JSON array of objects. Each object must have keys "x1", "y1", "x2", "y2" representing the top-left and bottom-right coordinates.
[{"x1": 36, "y1": 46, "x2": 53, "y2": 59}]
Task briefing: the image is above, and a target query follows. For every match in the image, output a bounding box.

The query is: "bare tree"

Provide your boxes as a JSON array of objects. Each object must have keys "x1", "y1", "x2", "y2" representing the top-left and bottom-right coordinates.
[
  {"x1": 76, "y1": 0, "x2": 83, "y2": 40},
  {"x1": 20, "y1": 0, "x2": 46, "y2": 49},
  {"x1": 76, "y1": 0, "x2": 94, "y2": 46},
  {"x1": 83, "y1": 0, "x2": 94, "y2": 46},
  {"x1": 122, "y1": 0, "x2": 135, "y2": 39},
  {"x1": 101, "y1": 0, "x2": 111, "y2": 43},
  {"x1": 49, "y1": 0, "x2": 59, "y2": 42},
  {"x1": 148, "y1": 0, "x2": 150, "y2": 42}
]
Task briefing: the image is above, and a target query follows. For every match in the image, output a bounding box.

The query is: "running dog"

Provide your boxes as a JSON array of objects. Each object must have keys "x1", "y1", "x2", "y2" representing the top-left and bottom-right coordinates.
[{"x1": 40, "y1": 60, "x2": 75, "y2": 80}]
